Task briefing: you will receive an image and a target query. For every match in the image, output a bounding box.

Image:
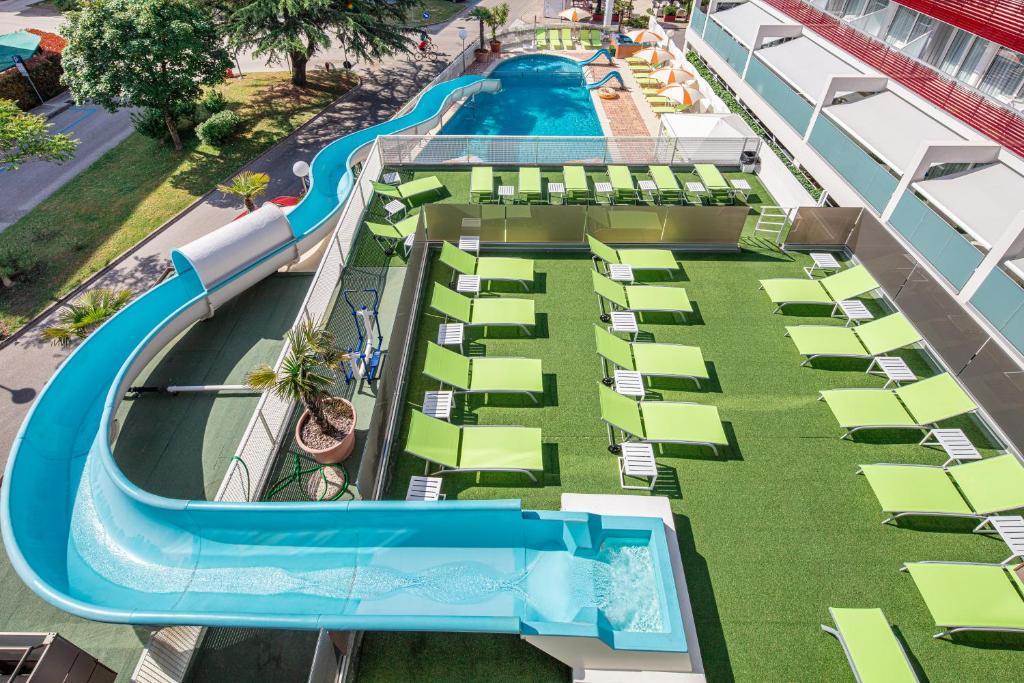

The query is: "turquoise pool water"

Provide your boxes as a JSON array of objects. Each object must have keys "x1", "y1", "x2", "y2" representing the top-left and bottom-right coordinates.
[{"x1": 441, "y1": 54, "x2": 602, "y2": 136}]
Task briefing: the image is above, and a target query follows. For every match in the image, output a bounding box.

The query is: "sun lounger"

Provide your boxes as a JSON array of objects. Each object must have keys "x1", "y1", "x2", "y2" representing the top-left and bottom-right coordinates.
[
  {"x1": 440, "y1": 241, "x2": 534, "y2": 289},
  {"x1": 405, "y1": 411, "x2": 544, "y2": 481},
  {"x1": 901, "y1": 562, "x2": 1024, "y2": 638},
  {"x1": 652, "y1": 104, "x2": 687, "y2": 116},
  {"x1": 561, "y1": 28, "x2": 573, "y2": 49},
  {"x1": 517, "y1": 167, "x2": 543, "y2": 203},
  {"x1": 594, "y1": 325, "x2": 708, "y2": 387},
  {"x1": 590, "y1": 29, "x2": 603, "y2": 47},
  {"x1": 563, "y1": 165, "x2": 591, "y2": 203},
  {"x1": 693, "y1": 163, "x2": 733, "y2": 204},
  {"x1": 821, "y1": 373, "x2": 977, "y2": 439},
  {"x1": 759, "y1": 265, "x2": 880, "y2": 313},
  {"x1": 592, "y1": 270, "x2": 692, "y2": 321},
  {"x1": 608, "y1": 165, "x2": 637, "y2": 203},
  {"x1": 785, "y1": 313, "x2": 921, "y2": 366},
  {"x1": 423, "y1": 342, "x2": 542, "y2": 403},
  {"x1": 598, "y1": 384, "x2": 728, "y2": 455},
  {"x1": 858, "y1": 454, "x2": 1024, "y2": 523},
  {"x1": 820, "y1": 608, "x2": 920, "y2": 683},
  {"x1": 365, "y1": 211, "x2": 419, "y2": 255},
  {"x1": 588, "y1": 235, "x2": 678, "y2": 273},
  {"x1": 535, "y1": 28, "x2": 548, "y2": 49},
  {"x1": 649, "y1": 166, "x2": 684, "y2": 204},
  {"x1": 579, "y1": 30, "x2": 596, "y2": 49},
  {"x1": 371, "y1": 176, "x2": 444, "y2": 205},
  {"x1": 430, "y1": 283, "x2": 535, "y2": 334},
  {"x1": 549, "y1": 29, "x2": 562, "y2": 50},
  {"x1": 470, "y1": 166, "x2": 494, "y2": 203}
]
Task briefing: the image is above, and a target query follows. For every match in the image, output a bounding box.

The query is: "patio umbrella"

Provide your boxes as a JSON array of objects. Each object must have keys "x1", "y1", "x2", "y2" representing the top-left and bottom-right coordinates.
[
  {"x1": 651, "y1": 66, "x2": 697, "y2": 86},
  {"x1": 657, "y1": 84, "x2": 701, "y2": 107},
  {"x1": 626, "y1": 29, "x2": 665, "y2": 44},
  {"x1": 558, "y1": 7, "x2": 592, "y2": 21},
  {"x1": 633, "y1": 47, "x2": 673, "y2": 67}
]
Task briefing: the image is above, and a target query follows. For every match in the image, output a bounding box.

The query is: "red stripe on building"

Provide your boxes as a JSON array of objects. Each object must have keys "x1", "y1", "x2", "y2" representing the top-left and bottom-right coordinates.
[
  {"x1": 895, "y1": 0, "x2": 1024, "y2": 54},
  {"x1": 759, "y1": 0, "x2": 1024, "y2": 158}
]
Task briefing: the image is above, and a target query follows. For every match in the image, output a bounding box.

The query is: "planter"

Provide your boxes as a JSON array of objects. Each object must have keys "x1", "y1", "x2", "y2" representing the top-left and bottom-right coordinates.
[
  {"x1": 594, "y1": 13, "x2": 603, "y2": 21},
  {"x1": 663, "y1": 14, "x2": 677, "y2": 21},
  {"x1": 490, "y1": 39, "x2": 502, "y2": 54},
  {"x1": 295, "y1": 397, "x2": 357, "y2": 464},
  {"x1": 474, "y1": 48, "x2": 490, "y2": 63}
]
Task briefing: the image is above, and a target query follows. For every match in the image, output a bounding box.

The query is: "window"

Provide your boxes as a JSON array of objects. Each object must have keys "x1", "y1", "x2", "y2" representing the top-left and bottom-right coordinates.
[
  {"x1": 935, "y1": 28, "x2": 973, "y2": 76},
  {"x1": 978, "y1": 48, "x2": 1024, "y2": 102}
]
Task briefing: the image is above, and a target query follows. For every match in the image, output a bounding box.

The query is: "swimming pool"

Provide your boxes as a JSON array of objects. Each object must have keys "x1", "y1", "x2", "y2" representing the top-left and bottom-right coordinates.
[{"x1": 441, "y1": 54, "x2": 603, "y2": 136}]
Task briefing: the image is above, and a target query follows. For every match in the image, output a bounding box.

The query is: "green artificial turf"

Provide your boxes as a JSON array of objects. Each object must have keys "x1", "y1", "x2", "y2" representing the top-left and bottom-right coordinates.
[{"x1": 357, "y1": 247, "x2": 1021, "y2": 682}]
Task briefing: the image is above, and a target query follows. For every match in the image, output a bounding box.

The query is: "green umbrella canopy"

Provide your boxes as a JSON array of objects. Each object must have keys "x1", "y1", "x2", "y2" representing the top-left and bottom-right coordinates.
[{"x1": 0, "y1": 31, "x2": 41, "y2": 66}]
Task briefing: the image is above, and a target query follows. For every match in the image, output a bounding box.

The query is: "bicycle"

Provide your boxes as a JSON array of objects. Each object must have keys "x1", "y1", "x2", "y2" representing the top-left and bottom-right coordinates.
[{"x1": 414, "y1": 38, "x2": 440, "y2": 61}]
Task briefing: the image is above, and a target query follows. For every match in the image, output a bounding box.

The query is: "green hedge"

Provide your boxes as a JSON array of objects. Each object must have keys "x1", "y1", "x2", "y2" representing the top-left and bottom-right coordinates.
[
  {"x1": 687, "y1": 51, "x2": 823, "y2": 202},
  {"x1": 0, "y1": 52, "x2": 65, "y2": 109}
]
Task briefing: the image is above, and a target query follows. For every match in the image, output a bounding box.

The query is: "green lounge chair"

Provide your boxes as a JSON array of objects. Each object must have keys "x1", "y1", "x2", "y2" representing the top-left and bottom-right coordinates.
[
  {"x1": 549, "y1": 29, "x2": 562, "y2": 50},
  {"x1": 587, "y1": 235, "x2": 678, "y2": 274},
  {"x1": 858, "y1": 454, "x2": 1024, "y2": 523},
  {"x1": 590, "y1": 29, "x2": 603, "y2": 47},
  {"x1": 439, "y1": 241, "x2": 534, "y2": 290},
  {"x1": 652, "y1": 104, "x2": 686, "y2": 116},
  {"x1": 820, "y1": 373, "x2": 977, "y2": 439},
  {"x1": 693, "y1": 163, "x2": 733, "y2": 204},
  {"x1": 517, "y1": 167, "x2": 543, "y2": 203},
  {"x1": 785, "y1": 313, "x2": 921, "y2": 366},
  {"x1": 535, "y1": 28, "x2": 548, "y2": 49},
  {"x1": 608, "y1": 165, "x2": 637, "y2": 203},
  {"x1": 629, "y1": 64, "x2": 653, "y2": 74},
  {"x1": 594, "y1": 325, "x2": 708, "y2": 387},
  {"x1": 580, "y1": 29, "x2": 595, "y2": 49},
  {"x1": 561, "y1": 28, "x2": 573, "y2": 49},
  {"x1": 759, "y1": 264, "x2": 880, "y2": 313},
  {"x1": 365, "y1": 211, "x2": 419, "y2": 255},
  {"x1": 598, "y1": 383, "x2": 728, "y2": 456},
  {"x1": 430, "y1": 283, "x2": 535, "y2": 334},
  {"x1": 563, "y1": 165, "x2": 591, "y2": 203},
  {"x1": 470, "y1": 166, "x2": 494, "y2": 203},
  {"x1": 901, "y1": 562, "x2": 1024, "y2": 638},
  {"x1": 592, "y1": 270, "x2": 692, "y2": 321},
  {"x1": 405, "y1": 411, "x2": 544, "y2": 481},
  {"x1": 371, "y1": 176, "x2": 444, "y2": 205},
  {"x1": 820, "y1": 608, "x2": 920, "y2": 683},
  {"x1": 649, "y1": 166, "x2": 684, "y2": 204},
  {"x1": 423, "y1": 342, "x2": 543, "y2": 403}
]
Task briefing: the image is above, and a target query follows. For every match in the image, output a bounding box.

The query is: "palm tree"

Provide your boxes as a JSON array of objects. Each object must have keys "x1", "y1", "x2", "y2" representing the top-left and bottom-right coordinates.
[
  {"x1": 469, "y1": 7, "x2": 489, "y2": 50},
  {"x1": 246, "y1": 319, "x2": 348, "y2": 433},
  {"x1": 217, "y1": 171, "x2": 270, "y2": 213},
  {"x1": 42, "y1": 288, "x2": 133, "y2": 347}
]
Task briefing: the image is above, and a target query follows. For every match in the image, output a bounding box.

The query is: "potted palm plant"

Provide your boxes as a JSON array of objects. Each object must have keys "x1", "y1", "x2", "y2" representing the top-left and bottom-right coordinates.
[
  {"x1": 42, "y1": 288, "x2": 133, "y2": 347},
  {"x1": 246, "y1": 319, "x2": 356, "y2": 464},
  {"x1": 469, "y1": 7, "x2": 491, "y2": 62},
  {"x1": 485, "y1": 2, "x2": 510, "y2": 54},
  {"x1": 217, "y1": 171, "x2": 270, "y2": 213},
  {"x1": 663, "y1": 3, "x2": 680, "y2": 21}
]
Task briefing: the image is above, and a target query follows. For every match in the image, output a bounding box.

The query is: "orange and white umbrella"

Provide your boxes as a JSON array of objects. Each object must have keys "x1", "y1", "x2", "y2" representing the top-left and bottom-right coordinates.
[
  {"x1": 626, "y1": 29, "x2": 665, "y2": 44},
  {"x1": 657, "y1": 84, "x2": 701, "y2": 106},
  {"x1": 633, "y1": 47, "x2": 673, "y2": 67},
  {"x1": 558, "y1": 7, "x2": 592, "y2": 21},
  {"x1": 651, "y1": 66, "x2": 697, "y2": 86}
]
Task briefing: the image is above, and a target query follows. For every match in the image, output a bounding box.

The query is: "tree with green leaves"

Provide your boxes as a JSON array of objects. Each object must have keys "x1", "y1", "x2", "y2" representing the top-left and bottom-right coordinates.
[
  {"x1": 0, "y1": 99, "x2": 78, "y2": 171},
  {"x1": 225, "y1": 0, "x2": 419, "y2": 88},
  {"x1": 469, "y1": 6, "x2": 489, "y2": 51},
  {"x1": 42, "y1": 288, "x2": 133, "y2": 347},
  {"x1": 61, "y1": 0, "x2": 232, "y2": 152},
  {"x1": 218, "y1": 171, "x2": 270, "y2": 212}
]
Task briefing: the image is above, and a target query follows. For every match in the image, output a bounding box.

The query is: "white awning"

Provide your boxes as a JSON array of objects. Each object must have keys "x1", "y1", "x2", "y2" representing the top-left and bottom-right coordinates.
[
  {"x1": 914, "y1": 163, "x2": 1024, "y2": 250},
  {"x1": 824, "y1": 91, "x2": 964, "y2": 172},
  {"x1": 661, "y1": 112, "x2": 757, "y2": 139},
  {"x1": 756, "y1": 37, "x2": 862, "y2": 101},
  {"x1": 712, "y1": 2, "x2": 791, "y2": 47}
]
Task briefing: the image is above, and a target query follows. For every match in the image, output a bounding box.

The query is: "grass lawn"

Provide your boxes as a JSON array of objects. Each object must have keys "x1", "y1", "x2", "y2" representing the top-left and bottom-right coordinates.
[
  {"x1": 357, "y1": 244, "x2": 1021, "y2": 681},
  {"x1": 408, "y1": 0, "x2": 467, "y2": 27},
  {"x1": 0, "y1": 70, "x2": 357, "y2": 336}
]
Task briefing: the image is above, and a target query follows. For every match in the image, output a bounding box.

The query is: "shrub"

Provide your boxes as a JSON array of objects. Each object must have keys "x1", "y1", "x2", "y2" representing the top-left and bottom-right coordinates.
[
  {"x1": 0, "y1": 244, "x2": 41, "y2": 288},
  {"x1": 130, "y1": 107, "x2": 168, "y2": 140},
  {"x1": 195, "y1": 109, "x2": 240, "y2": 147},
  {"x1": 53, "y1": 0, "x2": 80, "y2": 11},
  {"x1": 200, "y1": 89, "x2": 226, "y2": 115},
  {"x1": 624, "y1": 16, "x2": 647, "y2": 28}
]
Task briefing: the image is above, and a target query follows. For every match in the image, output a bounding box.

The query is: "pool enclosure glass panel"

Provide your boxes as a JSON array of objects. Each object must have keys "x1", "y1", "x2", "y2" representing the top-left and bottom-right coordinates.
[
  {"x1": 743, "y1": 56, "x2": 813, "y2": 134},
  {"x1": 691, "y1": 3, "x2": 708, "y2": 33},
  {"x1": 807, "y1": 114, "x2": 898, "y2": 212},
  {"x1": 888, "y1": 191, "x2": 983, "y2": 290},
  {"x1": 970, "y1": 268, "x2": 1024, "y2": 357},
  {"x1": 704, "y1": 19, "x2": 750, "y2": 74}
]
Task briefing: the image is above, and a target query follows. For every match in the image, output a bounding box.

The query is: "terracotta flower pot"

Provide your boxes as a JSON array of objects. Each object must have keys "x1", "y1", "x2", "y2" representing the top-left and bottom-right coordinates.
[
  {"x1": 490, "y1": 39, "x2": 502, "y2": 54},
  {"x1": 474, "y1": 48, "x2": 490, "y2": 63},
  {"x1": 295, "y1": 397, "x2": 356, "y2": 464}
]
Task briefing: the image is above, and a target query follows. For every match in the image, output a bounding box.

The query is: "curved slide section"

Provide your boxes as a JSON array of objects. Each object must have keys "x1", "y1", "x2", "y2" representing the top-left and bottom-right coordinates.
[
  {"x1": 1, "y1": 74, "x2": 687, "y2": 654},
  {"x1": 578, "y1": 48, "x2": 614, "y2": 66},
  {"x1": 587, "y1": 71, "x2": 625, "y2": 89}
]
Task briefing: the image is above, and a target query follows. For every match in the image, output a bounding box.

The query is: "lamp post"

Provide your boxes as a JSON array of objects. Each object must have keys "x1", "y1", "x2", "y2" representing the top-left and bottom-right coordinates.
[
  {"x1": 458, "y1": 27, "x2": 468, "y2": 63},
  {"x1": 292, "y1": 160, "x2": 311, "y2": 194}
]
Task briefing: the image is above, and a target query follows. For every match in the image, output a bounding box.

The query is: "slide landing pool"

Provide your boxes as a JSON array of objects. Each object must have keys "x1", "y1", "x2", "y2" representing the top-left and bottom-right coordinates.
[{"x1": 2, "y1": 74, "x2": 687, "y2": 656}]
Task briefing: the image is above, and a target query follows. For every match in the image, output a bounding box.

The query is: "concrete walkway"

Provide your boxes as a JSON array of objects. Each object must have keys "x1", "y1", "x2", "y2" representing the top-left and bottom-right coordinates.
[{"x1": 0, "y1": 0, "x2": 548, "y2": 470}]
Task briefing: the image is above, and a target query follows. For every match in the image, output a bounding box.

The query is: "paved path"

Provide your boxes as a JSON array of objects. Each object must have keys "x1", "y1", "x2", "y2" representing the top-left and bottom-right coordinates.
[{"x1": 0, "y1": 0, "x2": 548, "y2": 469}]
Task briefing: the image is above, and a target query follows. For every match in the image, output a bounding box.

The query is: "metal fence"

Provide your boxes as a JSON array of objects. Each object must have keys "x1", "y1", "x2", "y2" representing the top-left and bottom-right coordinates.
[{"x1": 378, "y1": 134, "x2": 761, "y2": 166}]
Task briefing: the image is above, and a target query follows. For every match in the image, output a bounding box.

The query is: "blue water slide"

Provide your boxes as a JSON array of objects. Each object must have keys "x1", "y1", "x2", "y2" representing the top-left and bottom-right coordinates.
[
  {"x1": 577, "y1": 48, "x2": 614, "y2": 66},
  {"x1": 1, "y1": 74, "x2": 686, "y2": 654},
  {"x1": 587, "y1": 71, "x2": 625, "y2": 89}
]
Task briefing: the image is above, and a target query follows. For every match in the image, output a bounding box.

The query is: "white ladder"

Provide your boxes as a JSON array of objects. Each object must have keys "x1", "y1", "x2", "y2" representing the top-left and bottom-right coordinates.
[{"x1": 752, "y1": 205, "x2": 793, "y2": 245}]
